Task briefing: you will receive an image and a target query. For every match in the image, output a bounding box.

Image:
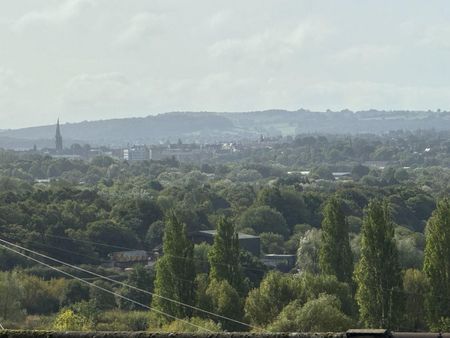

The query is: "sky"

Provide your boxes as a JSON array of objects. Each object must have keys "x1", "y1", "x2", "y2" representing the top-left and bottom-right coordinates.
[{"x1": 1, "y1": 0, "x2": 450, "y2": 129}]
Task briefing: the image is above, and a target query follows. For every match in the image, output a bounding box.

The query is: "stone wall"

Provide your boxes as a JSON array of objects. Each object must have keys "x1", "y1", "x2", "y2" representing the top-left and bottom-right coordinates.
[{"x1": 0, "y1": 331, "x2": 347, "y2": 338}]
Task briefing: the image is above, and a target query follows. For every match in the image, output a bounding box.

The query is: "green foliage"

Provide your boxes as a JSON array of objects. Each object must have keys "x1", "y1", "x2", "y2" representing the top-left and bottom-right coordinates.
[
  {"x1": 424, "y1": 198, "x2": 450, "y2": 331},
  {"x1": 268, "y1": 295, "x2": 354, "y2": 332},
  {"x1": 297, "y1": 228, "x2": 321, "y2": 274},
  {"x1": 208, "y1": 216, "x2": 243, "y2": 290},
  {"x1": 160, "y1": 316, "x2": 221, "y2": 333},
  {"x1": 53, "y1": 309, "x2": 92, "y2": 331},
  {"x1": 244, "y1": 271, "x2": 302, "y2": 326},
  {"x1": 0, "y1": 133, "x2": 448, "y2": 331},
  {"x1": 19, "y1": 272, "x2": 64, "y2": 315},
  {"x1": 89, "y1": 280, "x2": 116, "y2": 311},
  {"x1": 257, "y1": 186, "x2": 307, "y2": 227},
  {"x1": 260, "y1": 232, "x2": 285, "y2": 254},
  {"x1": 60, "y1": 280, "x2": 90, "y2": 307},
  {"x1": 193, "y1": 243, "x2": 211, "y2": 274},
  {"x1": 402, "y1": 269, "x2": 428, "y2": 331},
  {"x1": 95, "y1": 310, "x2": 151, "y2": 331},
  {"x1": 152, "y1": 212, "x2": 196, "y2": 321},
  {"x1": 354, "y1": 199, "x2": 403, "y2": 329},
  {"x1": 206, "y1": 279, "x2": 244, "y2": 331},
  {"x1": 319, "y1": 196, "x2": 353, "y2": 284},
  {"x1": 300, "y1": 273, "x2": 355, "y2": 317},
  {"x1": 0, "y1": 271, "x2": 26, "y2": 323},
  {"x1": 118, "y1": 265, "x2": 154, "y2": 311},
  {"x1": 145, "y1": 220, "x2": 165, "y2": 250},
  {"x1": 309, "y1": 165, "x2": 334, "y2": 180},
  {"x1": 238, "y1": 206, "x2": 289, "y2": 237}
]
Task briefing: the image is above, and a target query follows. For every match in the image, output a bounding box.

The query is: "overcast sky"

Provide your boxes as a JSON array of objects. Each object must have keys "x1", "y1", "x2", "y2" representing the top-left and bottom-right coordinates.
[{"x1": 1, "y1": 1, "x2": 450, "y2": 128}]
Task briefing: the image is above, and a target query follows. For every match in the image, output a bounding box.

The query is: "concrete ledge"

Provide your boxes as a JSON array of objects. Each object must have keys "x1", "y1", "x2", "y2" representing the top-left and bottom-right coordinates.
[{"x1": 0, "y1": 331, "x2": 346, "y2": 338}]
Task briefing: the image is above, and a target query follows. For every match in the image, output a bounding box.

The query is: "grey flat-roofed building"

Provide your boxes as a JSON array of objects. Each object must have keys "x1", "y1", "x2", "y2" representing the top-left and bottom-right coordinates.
[{"x1": 192, "y1": 230, "x2": 261, "y2": 257}]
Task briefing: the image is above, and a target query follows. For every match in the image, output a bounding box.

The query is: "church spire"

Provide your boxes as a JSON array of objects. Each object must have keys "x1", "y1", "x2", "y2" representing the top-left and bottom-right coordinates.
[{"x1": 55, "y1": 118, "x2": 63, "y2": 153}]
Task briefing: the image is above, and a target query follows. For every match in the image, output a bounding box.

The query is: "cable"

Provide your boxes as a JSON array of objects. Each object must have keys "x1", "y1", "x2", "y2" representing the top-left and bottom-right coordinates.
[
  {"x1": 39, "y1": 233, "x2": 268, "y2": 274},
  {"x1": 18, "y1": 236, "x2": 197, "y2": 284},
  {"x1": 0, "y1": 237, "x2": 257, "y2": 331},
  {"x1": 39, "y1": 233, "x2": 135, "y2": 251},
  {"x1": 0, "y1": 241, "x2": 212, "y2": 333}
]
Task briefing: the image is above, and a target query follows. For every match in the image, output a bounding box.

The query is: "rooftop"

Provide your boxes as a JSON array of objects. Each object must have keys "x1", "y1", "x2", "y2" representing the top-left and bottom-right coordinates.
[{"x1": 198, "y1": 230, "x2": 259, "y2": 239}]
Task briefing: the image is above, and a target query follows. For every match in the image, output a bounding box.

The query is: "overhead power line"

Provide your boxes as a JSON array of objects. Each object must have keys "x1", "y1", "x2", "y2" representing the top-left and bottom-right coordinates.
[
  {"x1": 0, "y1": 237, "x2": 258, "y2": 331},
  {"x1": 0, "y1": 241, "x2": 212, "y2": 333},
  {"x1": 38, "y1": 233, "x2": 268, "y2": 274}
]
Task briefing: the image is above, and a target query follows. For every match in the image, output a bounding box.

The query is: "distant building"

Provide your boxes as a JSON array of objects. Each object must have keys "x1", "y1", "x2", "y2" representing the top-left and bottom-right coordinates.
[
  {"x1": 55, "y1": 119, "x2": 63, "y2": 153},
  {"x1": 192, "y1": 230, "x2": 261, "y2": 257},
  {"x1": 124, "y1": 145, "x2": 150, "y2": 162},
  {"x1": 109, "y1": 250, "x2": 149, "y2": 269}
]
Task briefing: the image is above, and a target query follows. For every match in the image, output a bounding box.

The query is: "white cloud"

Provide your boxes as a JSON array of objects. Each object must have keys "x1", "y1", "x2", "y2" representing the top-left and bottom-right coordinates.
[
  {"x1": 64, "y1": 72, "x2": 131, "y2": 104},
  {"x1": 208, "y1": 19, "x2": 331, "y2": 67},
  {"x1": 116, "y1": 12, "x2": 167, "y2": 46},
  {"x1": 13, "y1": 0, "x2": 95, "y2": 31},
  {"x1": 332, "y1": 44, "x2": 398, "y2": 64},
  {"x1": 207, "y1": 10, "x2": 232, "y2": 29},
  {"x1": 1, "y1": 1, "x2": 450, "y2": 128},
  {"x1": 419, "y1": 24, "x2": 450, "y2": 49},
  {"x1": 61, "y1": 72, "x2": 154, "y2": 121}
]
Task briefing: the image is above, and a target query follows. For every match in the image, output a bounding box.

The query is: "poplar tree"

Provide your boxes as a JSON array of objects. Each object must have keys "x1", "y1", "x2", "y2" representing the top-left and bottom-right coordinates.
[
  {"x1": 423, "y1": 198, "x2": 450, "y2": 330},
  {"x1": 319, "y1": 196, "x2": 353, "y2": 284},
  {"x1": 152, "y1": 212, "x2": 196, "y2": 320},
  {"x1": 208, "y1": 216, "x2": 243, "y2": 290},
  {"x1": 354, "y1": 199, "x2": 403, "y2": 329}
]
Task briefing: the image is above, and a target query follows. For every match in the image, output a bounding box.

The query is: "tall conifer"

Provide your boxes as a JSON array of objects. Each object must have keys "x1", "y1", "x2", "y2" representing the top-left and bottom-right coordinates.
[
  {"x1": 152, "y1": 212, "x2": 196, "y2": 320},
  {"x1": 423, "y1": 198, "x2": 450, "y2": 330},
  {"x1": 319, "y1": 196, "x2": 353, "y2": 284},
  {"x1": 208, "y1": 216, "x2": 243, "y2": 290},
  {"x1": 354, "y1": 199, "x2": 403, "y2": 329}
]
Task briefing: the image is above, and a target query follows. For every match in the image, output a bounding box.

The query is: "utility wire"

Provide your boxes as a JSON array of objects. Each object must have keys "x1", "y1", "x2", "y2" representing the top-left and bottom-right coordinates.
[
  {"x1": 0, "y1": 237, "x2": 257, "y2": 331},
  {"x1": 39, "y1": 233, "x2": 268, "y2": 274},
  {"x1": 7, "y1": 238, "x2": 196, "y2": 284},
  {"x1": 0, "y1": 241, "x2": 212, "y2": 333}
]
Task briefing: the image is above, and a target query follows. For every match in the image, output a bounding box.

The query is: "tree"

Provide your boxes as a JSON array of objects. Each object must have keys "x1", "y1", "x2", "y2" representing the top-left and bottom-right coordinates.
[
  {"x1": 0, "y1": 271, "x2": 25, "y2": 323},
  {"x1": 206, "y1": 279, "x2": 244, "y2": 331},
  {"x1": 423, "y1": 198, "x2": 450, "y2": 331},
  {"x1": 260, "y1": 232, "x2": 285, "y2": 254},
  {"x1": 319, "y1": 196, "x2": 353, "y2": 284},
  {"x1": 239, "y1": 206, "x2": 289, "y2": 237},
  {"x1": 60, "y1": 280, "x2": 90, "y2": 307},
  {"x1": 402, "y1": 269, "x2": 428, "y2": 331},
  {"x1": 354, "y1": 199, "x2": 403, "y2": 329},
  {"x1": 268, "y1": 295, "x2": 353, "y2": 332},
  {"x1": 297, "y1": 228, "x2": 321, "y2": 274},
  {"x1": 208, "y1": 216, "x2": 243, "y2": 290},
  {"x1": 300, "y1": 272, "x2": 355, "y2": 317},
  {"x1": 145, "y1": 220, "x2": 165, "y2": 250},
  {"x1": 152, "y1": 212, "x2": 196, "y2": 321},
  {"x1": 89, "y1": 280, "x2": 116, "y2": 311},
  {"x1": 118, "y1": 265, "x2": 154, "y2": 310},
  {"x1": 161, "y1": 317, "x2": 221, "y2": 333},
  {"x1": 244, "y1": 271, "x2": 301, "y2": 326},
  {"x1": 53, "y1": 309, "x2": 91, "y2": 331},
  {"x1": 257, "y1": 186, "x2": 306, "y2": 227},
  {"x1": 351, "y1": 164, "x2": 370, "y2": 180}
]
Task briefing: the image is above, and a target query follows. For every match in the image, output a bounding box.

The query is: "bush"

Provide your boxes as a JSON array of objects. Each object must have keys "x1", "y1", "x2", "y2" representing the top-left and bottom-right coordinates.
[
  {"x1": 96, "y1": 310, "x2": 151, "y2": 331},
  {"x1": 268, "y1": 295, "x2": 354, "y2": 332}
]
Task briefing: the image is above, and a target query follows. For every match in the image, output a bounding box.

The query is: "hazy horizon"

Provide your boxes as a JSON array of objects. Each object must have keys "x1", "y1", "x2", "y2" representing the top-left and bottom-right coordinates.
[{"x1": 2, "y1": 1, "x2": 450, "y2": 129}]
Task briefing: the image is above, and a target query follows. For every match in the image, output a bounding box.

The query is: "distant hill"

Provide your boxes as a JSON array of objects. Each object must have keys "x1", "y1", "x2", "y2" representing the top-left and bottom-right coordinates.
[{"x1": 1, "y1": 110, "x2": 450, "y2": 148}]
